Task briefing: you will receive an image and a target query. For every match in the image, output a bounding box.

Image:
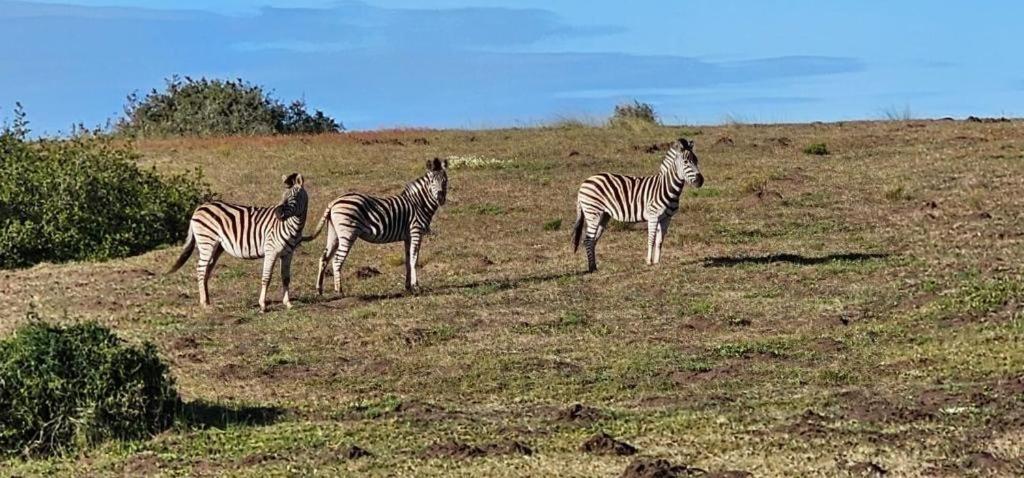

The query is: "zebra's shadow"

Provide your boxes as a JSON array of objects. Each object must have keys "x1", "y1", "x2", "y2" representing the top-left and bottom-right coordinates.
[
  {"x1": 701, "y1": 252, "x2": 890, "y2": 268},
  {"x1": 305, "y1": 270, "x2": 582, "y2": 305}
]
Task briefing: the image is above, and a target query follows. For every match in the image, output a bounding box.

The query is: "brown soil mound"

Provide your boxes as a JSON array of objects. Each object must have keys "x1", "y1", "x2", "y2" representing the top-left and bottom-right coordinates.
[
  {"x1": 620, "y1": 458, "x2": 698, "y2": 478},
  {"x1": 556, "y1": 403, "x2": 605, "y2": 423},
  {"x1": 846, "y1": 461, "x2": 887, "y2": 476},
  {"x1": 619, "y1": 458, "x2": 750, "y2": 478},
  {"x1": 580, "y1": 432, "x2": 637, "y2": 456},
  {"x1": 420, "y1": 440, "x2": 532, "y2": 459},
  {"x1": 421, "y1": 440, "x2": 485, "y2": 459},
  {"x1": 355, "y1": 266, "x2": 381, "y2": 279},
  {"x1": 634, "y1": 142, "x2": 674, "y2": 154},
  {"x1": 342, "y1": 445, "x2": 372, "y2": 459},
  {"x1": 482, "y1": 440, "x2": 534, "y2": 456}
]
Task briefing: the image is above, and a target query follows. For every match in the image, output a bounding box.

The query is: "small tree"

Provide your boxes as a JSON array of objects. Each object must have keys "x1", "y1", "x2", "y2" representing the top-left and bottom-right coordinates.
[
  {"x1": 117, "y1": 76, "x2": 342, "y2": 137},
  {"x1": 610, "y1": 100, "x2": 659, "y2": 128}
]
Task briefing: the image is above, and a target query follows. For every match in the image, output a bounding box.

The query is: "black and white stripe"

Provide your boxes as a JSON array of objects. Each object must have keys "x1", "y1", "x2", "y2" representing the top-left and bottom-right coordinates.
[
  {"x1": 571, "y1": 138, "x2": 704, "y2": 272},
  {"x1": 304, "y1": 158, "x2": 449, "y2": 295},
  {"x1": 168, "y1": 173, "x2": 308, "y2": 311}
]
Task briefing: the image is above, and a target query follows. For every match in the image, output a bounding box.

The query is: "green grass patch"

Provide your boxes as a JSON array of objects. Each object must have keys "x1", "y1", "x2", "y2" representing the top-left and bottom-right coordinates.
[{"x1": 802, "y1": 143, "x2": 829, "y2": 155}]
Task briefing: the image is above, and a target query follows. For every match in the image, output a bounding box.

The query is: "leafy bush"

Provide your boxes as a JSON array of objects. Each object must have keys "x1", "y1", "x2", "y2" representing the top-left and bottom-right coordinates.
[
  {"x1": 118, "y1": 76, "x2": 342, "y2": 137},
  {"x1": 0, "y1": 315, "x2": 178, "y2": 457},
  {"x1": 0, "y1": 112, "x2": 209, "y2": 268},
  {"x1": 802, "y1": 143, "x2": 830, "y2": 155},
  {"x1": 610, "y1": 100, "x2": 659, "y2": 128}
]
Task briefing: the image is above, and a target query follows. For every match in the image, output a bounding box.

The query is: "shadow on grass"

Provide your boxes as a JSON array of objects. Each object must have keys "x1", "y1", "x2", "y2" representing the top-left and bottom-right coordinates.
[
  {"x1": 702, "y1": 252, "x2": 890, "y2": 268},
  {"x1": 307, "y1": 271, "x2": 582, "y2": 304},
  {"x1": 177, "y1": 400, "x2": 284, "y2": 429}
]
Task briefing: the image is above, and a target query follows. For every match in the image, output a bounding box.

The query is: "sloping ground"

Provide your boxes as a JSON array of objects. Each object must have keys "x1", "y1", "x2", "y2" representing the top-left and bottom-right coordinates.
[{"x1": 2, "y1": 120, "x2": 1023, "y2": 476}]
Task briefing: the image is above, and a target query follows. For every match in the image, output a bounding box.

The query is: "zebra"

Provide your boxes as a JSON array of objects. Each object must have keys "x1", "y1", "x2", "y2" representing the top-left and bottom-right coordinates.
[
  {"x1": 168, "y1": 173, "x2": 309, "y2": 312},
  {"x1": 571, "y1": 138, "x2": 704, "y2": 272},
  {"x1": 303, "y1": 158, "x2": 449, "y2": 295}
]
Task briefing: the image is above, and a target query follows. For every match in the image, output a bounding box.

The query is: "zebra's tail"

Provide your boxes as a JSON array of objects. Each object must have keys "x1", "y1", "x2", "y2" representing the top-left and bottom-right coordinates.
[
  {"x1": 302, "y1": 206, "x2": 330, "y2": 242},
  {"x1": 571, "y1": 204, "x2": 584, "y2": 253},
  {"x1": 167, "y1": 225, "x2": 195, "y2": 274}
]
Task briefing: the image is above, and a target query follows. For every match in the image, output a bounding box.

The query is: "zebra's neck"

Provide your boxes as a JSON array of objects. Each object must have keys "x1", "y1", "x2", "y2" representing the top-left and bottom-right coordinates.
[
  {"x1": 657, "y1": 152, "x2": 686, "y2": 199},
  {"x1": 402, "y1": 176, "x2": 440, "y2": 214}
]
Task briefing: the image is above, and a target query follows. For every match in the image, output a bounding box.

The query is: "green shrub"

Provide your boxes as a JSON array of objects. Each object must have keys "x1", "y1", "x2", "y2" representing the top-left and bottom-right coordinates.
[
  {"x1": 543, "y1": 218, "x2": 562, "y2": 231},
  {"x1": 0, "y1": 315, "x2": 178, "y2": 457},
  {"x1": 117, "y1": 76, "x2": 342, "y2": 137},
  {"x1": 802, "y1": 143, "x2": 830, "y2": 155},
  {"x1": 0, "y1": 113, "x2": 209, "y2": 268},
  {"x1": 610, "y1": 100, "x2": 659, "y2": 128}
]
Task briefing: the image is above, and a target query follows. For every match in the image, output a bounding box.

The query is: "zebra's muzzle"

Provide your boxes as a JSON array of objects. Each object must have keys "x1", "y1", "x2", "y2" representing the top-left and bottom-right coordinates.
[{"x1": 692, "y1": 173, "x2": 705, "y2": 188}]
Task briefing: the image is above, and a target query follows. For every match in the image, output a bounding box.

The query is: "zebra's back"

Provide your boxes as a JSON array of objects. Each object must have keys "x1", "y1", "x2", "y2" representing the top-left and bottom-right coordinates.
[
  {"x1": 191, "y1": 201, "x2": 277, "y2": 259},
  {"x1": 327, "y1": 193, "x2": 414, "y2": 244},
  {"x1": 578, "y1": 173, "x2": 661, "y2": 223}
]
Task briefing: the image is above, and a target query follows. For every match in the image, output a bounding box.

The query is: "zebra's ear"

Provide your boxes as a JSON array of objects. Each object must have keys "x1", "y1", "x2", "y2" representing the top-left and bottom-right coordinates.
[
  {"x1": 282, "y1": 173, "x2": 302, "y2": 187},
  {"x1": 428, "y1": 158, "x2": 442, "y2": 171},
  {"x1": 425, "y1": 159, "x2": 434, "y2": 171},
  {"x1": 442, "y1": 158, "x2": 449, "y2": 170}
]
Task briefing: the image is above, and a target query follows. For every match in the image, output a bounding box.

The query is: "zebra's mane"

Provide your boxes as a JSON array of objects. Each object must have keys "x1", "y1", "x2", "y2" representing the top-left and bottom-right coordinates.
[
  {"x1": 402, "y1": 174, "x2": 430, "y2": 197},
  {"x1": 659, "y1": 145, "x2": 682, "y2": 174}
]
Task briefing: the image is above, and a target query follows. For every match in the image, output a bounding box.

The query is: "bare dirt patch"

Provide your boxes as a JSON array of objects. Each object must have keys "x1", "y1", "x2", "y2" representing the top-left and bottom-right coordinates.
[
  {"x1": 840, "y1": 391, "x2": 929, "y2": 423},
  {"x1": 775, "y1": 410, "x2": 835, "y2": 439},
  {"x1": 741, "y1": 186, "x2": 784, "y2": 207},
  {"x1": 121, "y1": 452, "x2": 161, "y2": 476}
]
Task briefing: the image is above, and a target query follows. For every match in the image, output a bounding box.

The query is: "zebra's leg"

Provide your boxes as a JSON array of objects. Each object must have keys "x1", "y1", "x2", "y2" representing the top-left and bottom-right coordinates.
[
  {"x1": 280, "y1": 253, "x2": 293, "y2": 309},
  {"x1": 583, "y1": 212, "x2": 603, "y2": 273},
  {"x1": 331, "y1": 231, "x2": 357, "y2": 295},
  {"x1": 594, "y1": 213, "x2": 610, "y2": 242},
  {"x1": 405, "y1": 230, "x2": 423, "y2": 292},
  {"x1": 316, "y1": 226, "x2": 338, "y2": 296},
  {"x1": 195, "y1": 241, "x2": 222, "y2": 308},
  {"x1": 654, "y1": 217, "x2": 670, "y2": 264},
  {"x1": 259, "y1": 253, "x2": 278, "y2": 313},
  {"x1": 646, "y1": 220, "x2": 659, "y2": 265}
]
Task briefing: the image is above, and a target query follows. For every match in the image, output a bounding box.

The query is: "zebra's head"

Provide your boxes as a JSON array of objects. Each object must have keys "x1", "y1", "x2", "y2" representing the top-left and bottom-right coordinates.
[
  {"x1": 672, "y1": 138, "x2": 704, "y2": 188},
  {"x1": 276, "y1": 172, "x2": 308, "y2": 220},
  {"x1": 424, "y1": 158, "x2": 449, "y2": 206}
]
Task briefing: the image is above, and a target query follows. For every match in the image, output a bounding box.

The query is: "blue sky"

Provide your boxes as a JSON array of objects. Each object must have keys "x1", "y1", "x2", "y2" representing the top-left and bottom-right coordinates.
[{"x1": 1, "y1": 0, "x2": 1021, "y2": 134}]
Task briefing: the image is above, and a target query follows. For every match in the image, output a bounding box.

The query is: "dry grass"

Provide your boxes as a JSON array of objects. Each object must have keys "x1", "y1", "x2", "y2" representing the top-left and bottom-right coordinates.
[{"x1": 3, "y1": 120, "x2": 1024, "y2": 476}]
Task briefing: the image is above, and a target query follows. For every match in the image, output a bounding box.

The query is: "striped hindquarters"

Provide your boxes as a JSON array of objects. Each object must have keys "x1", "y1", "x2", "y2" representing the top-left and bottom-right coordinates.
[
  {"x1": 189, "y1": 201, "x2": 298, "y2": 259},
  {"x1": 577, "y1": 173, "x2": 659, "y2": 223}
]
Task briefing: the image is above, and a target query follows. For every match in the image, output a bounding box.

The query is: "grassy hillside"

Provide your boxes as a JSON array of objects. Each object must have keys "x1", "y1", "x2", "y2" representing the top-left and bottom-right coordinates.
[{"x1": 2, "y1": 120, "x2": 1023, "y2": 476}]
